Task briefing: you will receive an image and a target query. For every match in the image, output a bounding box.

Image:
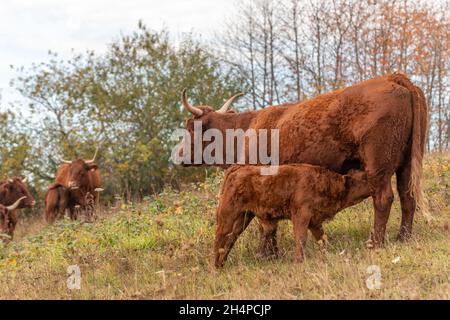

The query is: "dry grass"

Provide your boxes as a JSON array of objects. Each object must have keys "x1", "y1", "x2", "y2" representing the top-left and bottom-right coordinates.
[{"x1": 0, "y1": 152, "x2": 448, "y2": 299}]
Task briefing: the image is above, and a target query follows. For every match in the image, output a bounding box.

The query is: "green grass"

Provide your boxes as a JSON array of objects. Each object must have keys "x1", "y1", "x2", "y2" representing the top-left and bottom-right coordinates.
[{"x1": 0, "y1": 153, "x2": 449, "y2": 299}]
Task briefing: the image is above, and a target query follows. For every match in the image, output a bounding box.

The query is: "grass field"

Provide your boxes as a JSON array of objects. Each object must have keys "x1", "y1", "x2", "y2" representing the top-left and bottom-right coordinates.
[{"x1": 0, "y1": 153, "x2": 448, "y2": 299}]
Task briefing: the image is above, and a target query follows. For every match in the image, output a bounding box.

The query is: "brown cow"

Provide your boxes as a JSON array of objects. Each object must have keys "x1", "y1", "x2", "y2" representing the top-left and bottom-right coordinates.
[
  {"x1": 0, "y1": 197, "x2": 27, "y2": 243},
  {"x1": 0, "y1": 177, "x2": 35, "y2": 208},
  {"x1": 45, "y1": 149, "x2": 102, "y2": 223},
  {"x1": 213, "y1": 165, "x2": 370, "y2": 268},
  {"x1": 0, "y1": 177, "x2": 35, "y2": 242},
  {"x1": 178, "y1": 73, "x2": 428, "y2": 248}
]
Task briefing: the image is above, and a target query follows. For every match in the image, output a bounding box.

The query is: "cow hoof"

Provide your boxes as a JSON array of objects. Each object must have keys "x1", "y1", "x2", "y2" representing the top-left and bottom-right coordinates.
[
  {"x1": 366, "y1": 240, "x2": 384, "y2": 249},
  {"x1": 365, "y1": 239, "x2": 374, "y2": 249},
  {"x1": 396, "y1": 232, "x2": 411, "y2": 242}
]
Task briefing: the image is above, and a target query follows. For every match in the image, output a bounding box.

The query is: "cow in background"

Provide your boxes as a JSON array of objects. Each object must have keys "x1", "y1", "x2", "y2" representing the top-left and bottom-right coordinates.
[
  {"x1": 45, "y1": 148, "x2": 103, "y2": 223},
  {"x1": 0, "y1": 197, "x2": 28, "y2": 243},
  {"x1": 0, "y1": 177, "x2": 35, "y2": 241}
]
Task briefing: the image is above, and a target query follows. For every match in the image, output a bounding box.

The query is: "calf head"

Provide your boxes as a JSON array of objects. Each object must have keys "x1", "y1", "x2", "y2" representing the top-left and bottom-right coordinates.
[
  {"x1": 175, "y1": 89, "x2": 244, "y2": 166},
  {"x1": 61, "y1": 149, "x2": 98, "y2": 190},
  {"x1": 343, "y1": 170, "x2": 371, "y2": 207},
  {"x1": 0, "y1": 177, "x2": 35, "y2": 208}
]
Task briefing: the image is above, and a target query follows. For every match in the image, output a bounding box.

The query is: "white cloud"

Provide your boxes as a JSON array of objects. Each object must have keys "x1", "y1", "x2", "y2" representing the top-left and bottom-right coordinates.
[{"x1": 0, "y1": 0, "x2": 236, "y2": 109}]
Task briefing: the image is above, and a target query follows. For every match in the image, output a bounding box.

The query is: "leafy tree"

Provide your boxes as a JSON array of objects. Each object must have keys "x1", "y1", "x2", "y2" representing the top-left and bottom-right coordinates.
[
  {"x1": 0, "y1": 111, "x2": 31, "y2": 179},
  {"x1": 11, "y1": 23, "x2": 246, "y2": 200}
]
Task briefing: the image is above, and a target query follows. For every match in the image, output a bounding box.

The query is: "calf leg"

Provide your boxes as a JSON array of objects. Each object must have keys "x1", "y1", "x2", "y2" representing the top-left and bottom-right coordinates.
[
  {"x1": 214, "y1": 210, "x2": 254, "y2": 268},
  {"x1": 256, "y1": 219, "x2": 278, "y2": 259},
  {"x1": 291, "y1": 208, "x2": 312, "y2": 262},
  {"x1": 396, "y1": 162, "x2": 416, "y2": 241}
]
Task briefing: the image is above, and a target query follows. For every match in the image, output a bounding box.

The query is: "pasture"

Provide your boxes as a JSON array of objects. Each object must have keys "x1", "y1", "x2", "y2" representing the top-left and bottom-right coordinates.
[{"x1": 0, "y1": 152, "x2": 448, "y2": 299}]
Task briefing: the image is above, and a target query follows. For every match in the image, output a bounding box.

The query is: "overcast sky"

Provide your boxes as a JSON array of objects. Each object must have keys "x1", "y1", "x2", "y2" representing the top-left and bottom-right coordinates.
[{"x1": 0, "y1": 0, "x2": 236, "y2": 108}]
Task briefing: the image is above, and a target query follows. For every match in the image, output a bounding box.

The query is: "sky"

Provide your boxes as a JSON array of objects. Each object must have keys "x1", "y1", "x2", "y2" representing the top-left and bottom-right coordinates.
[{"x1": 0, "y1": 0, "x2": 236, "y2": 108}]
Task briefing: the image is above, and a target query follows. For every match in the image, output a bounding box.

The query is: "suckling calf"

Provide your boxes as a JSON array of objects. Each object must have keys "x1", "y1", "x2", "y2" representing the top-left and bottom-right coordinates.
[{"x1": 214, "y1": 164, "x2": 370, "y2": 268}]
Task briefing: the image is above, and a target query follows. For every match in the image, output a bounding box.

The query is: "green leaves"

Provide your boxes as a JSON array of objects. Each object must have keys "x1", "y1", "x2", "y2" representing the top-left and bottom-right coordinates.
[{"x1": 7, "y1": 23, "x2": 246, "y2": 199}]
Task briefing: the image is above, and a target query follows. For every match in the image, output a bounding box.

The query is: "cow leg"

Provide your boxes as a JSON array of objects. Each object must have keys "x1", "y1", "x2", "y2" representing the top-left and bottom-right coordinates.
[
  {"x1": 213, "y1": 211, "x2": 254, "y2": 268},
  {"x1": 256, "y1": 219, "x2": 278, "y2": 259},
  {"x1": 59, "y1": 188, "x2": 68, "y2": 220},
  {"x1": 57, "y1": 202, "x2": 67, "y2": 220},
  {"x1": 7, "y1": 209, "x2": 18, "y2": 241},
  {"x1": 370, "y1": 177, "x2": 394, "y2": 248},
  {"x1": 69, "y1": 207, "x2": 78, "y2": 220},
  {"x1": 361, "y1": 140, "x2": 396, "y2": 248},
  {"x1": 396, "y1": 161, "x2": 415, "y2": 241},
  {"x1": 45, "y1": 205, "x2": 57, "y2": 224},
  {"x1": 291, "y1": 207, "x2": 312, "y2": 262}
]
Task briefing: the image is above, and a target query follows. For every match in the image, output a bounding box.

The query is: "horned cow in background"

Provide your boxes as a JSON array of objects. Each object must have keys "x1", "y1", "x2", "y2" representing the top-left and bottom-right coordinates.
[
  {"x1": 45, "y1": 148, "x2": 103, "y2": 223},
  {"x1": 0, "y1": 197, "x2": 27, "y2": 243},
  {"x1": 0, "y1": 177, "x2": 35, "y2": 242}
]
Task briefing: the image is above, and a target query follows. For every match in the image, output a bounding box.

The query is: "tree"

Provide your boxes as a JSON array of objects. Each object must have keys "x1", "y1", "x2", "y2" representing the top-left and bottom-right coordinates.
[
  {"x1": 221, "y1": 0, "x2": 449, "y2": 150},
  {"x1": 11, "y1": 23, "x2": 246, "y2": 200}
]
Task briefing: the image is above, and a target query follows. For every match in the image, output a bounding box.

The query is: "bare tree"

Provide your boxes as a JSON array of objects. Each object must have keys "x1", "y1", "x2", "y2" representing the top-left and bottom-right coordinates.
[{"x1": 221, "y1": 0, "x2": 449, "y2": 151}]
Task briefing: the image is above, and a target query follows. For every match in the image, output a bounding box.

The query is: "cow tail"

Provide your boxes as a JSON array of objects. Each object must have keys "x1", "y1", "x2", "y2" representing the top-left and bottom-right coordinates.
[{"x1": 391, "y1": 72, "x2": 430, "y2": 221}]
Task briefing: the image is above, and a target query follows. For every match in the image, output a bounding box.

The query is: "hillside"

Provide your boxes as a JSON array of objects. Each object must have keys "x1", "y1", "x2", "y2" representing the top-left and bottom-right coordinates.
[{"x1": 0, "y1": 153, "x2": 448, "y2": 299}]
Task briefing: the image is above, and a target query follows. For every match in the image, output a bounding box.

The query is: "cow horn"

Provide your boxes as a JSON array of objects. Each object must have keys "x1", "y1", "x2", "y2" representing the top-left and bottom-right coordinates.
[
  {"x1": 181, "y1": 89, "x2": 203, "y2": 117},
  {"x1": 22, "y1": 176, "x2": 28, "y2": 184},
  {"x1": 6, "y1": 196, "x2": 26, "y2": 211},
  {"x1": 8, "y1": 178, "x2": 13, "y2": 183},
  {"x1": 61, "y1": 160, "x2": 72, "y2": 164},
  {"x1": 85, "y1": 147, "x2": 98, "y2": 164},
  {"x1": 217, "y1": 93, "x2": 244, "y2": 114}
]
